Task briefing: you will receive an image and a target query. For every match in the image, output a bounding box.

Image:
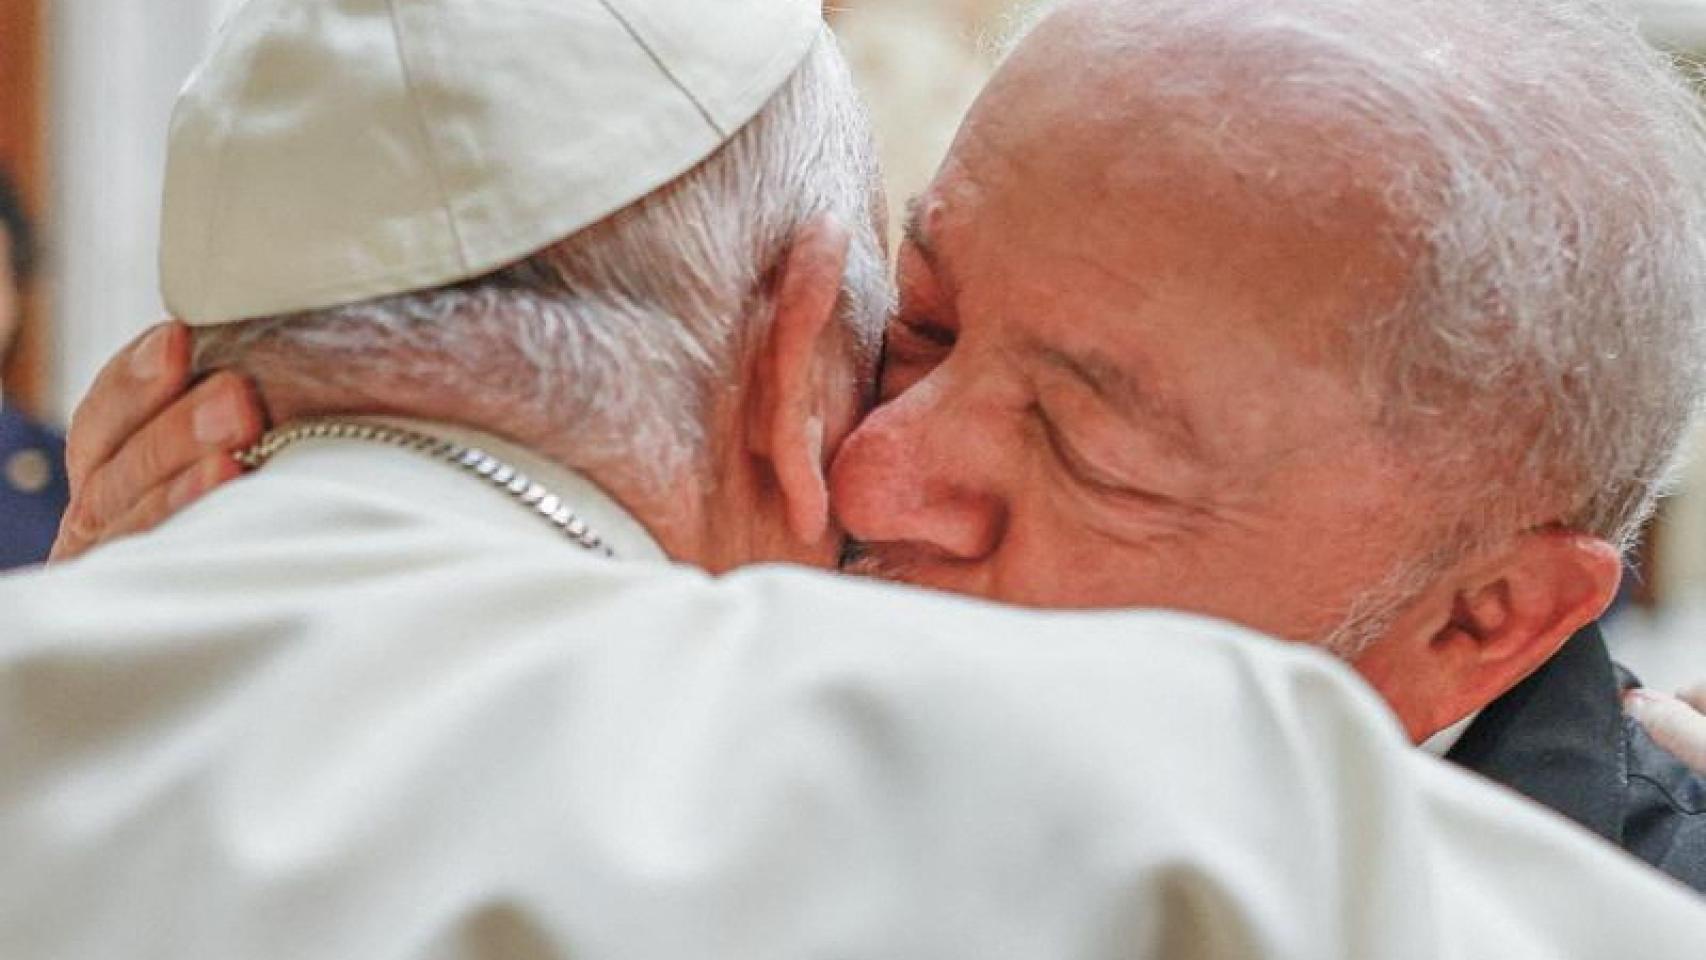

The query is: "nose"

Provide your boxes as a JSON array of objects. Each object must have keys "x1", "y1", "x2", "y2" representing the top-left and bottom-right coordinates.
[{"x1": 828, "y1": 376, "x2": 1008, "y2": 561}]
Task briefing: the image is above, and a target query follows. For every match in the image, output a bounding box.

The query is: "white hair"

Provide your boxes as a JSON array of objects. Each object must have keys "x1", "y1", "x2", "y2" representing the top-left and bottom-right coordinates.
[
  {"x1": 196, "y1": 30, "x2": 892, "y2": 486},
  {"x1": 1080, "y1": 0, "x2": 1706, "y2": 541}
]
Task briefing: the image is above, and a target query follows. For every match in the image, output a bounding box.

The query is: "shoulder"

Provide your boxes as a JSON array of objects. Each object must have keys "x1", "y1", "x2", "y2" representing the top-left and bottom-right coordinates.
[
  {"x1": 1625, "y1": 719, "x2": 1706, "y2": 814},
  {"x1": 711, "y1": 562, "x2": 1393, "y2": 738},
  {"x1": 0, "y1": 405, "x2": 65, "y2": 454},
  {"x1": 0, "y1": 407, "x2": 68, "y2": 565},
  {"x1": 1621, "y1": 713, "x2": 1706, "y2": 889},
  {"x1": 0, "y1": 406, "x2": 68, "y2": 499},
  {"x1": 1615, "y1": 663, "x2": 1706, "y2": 821}
]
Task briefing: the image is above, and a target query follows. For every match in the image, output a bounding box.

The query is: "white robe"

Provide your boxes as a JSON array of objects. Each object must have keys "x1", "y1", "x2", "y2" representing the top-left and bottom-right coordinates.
[{"x1": 1, "y1": 419, "x2": 1701, "y2": 959}]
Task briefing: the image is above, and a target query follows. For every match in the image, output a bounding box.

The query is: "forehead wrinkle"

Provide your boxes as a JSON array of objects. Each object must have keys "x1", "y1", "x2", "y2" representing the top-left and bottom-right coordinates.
[{"x1": 1033, "y1": 340, "x2": 1213, "y2": 466}]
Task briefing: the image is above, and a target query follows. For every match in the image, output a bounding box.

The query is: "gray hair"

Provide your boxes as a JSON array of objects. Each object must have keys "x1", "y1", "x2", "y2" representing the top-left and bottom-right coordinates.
[
  {"x1": 195, "y1": 30, "x2": 892, "y2": 486},
  {"x1": 1006, "y1": 0, "x2": 1706, "y2": 657},
  {"x1": 1051, "y1": 0, "x2": 1706, "y2": 551},
  {"x1": 1348, "y1": 0, "x2": 1706, "y2": 557}
]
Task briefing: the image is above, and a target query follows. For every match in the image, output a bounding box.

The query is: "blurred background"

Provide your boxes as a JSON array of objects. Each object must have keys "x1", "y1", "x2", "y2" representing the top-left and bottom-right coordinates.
[{"x1": 0, "y1": 0, "x2": 1703, "y2": 683}]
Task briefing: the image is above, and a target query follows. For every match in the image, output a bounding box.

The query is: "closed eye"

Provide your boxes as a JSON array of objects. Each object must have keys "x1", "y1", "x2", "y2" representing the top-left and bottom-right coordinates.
[
  {"x1": 1034, "y1": 403, "x2": 1183, "y2": 510},
  {"x1": 892, "y1": 315, "x2": 955, "y2": 352},
  {"x1": 879, "y1": 317, "x2": 957, "y2": 400}
]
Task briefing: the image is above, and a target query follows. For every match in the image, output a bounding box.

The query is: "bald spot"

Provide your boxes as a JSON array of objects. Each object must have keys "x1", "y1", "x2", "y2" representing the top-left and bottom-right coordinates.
[{"x1": 961, "y1": 1, "x2": 1418, "y2": 375}]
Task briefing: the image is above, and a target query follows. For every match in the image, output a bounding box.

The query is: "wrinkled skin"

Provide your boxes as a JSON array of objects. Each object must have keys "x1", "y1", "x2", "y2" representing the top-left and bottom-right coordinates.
[{"x1": 829, "y1": 44, "x2": 1427, "y2": 646}]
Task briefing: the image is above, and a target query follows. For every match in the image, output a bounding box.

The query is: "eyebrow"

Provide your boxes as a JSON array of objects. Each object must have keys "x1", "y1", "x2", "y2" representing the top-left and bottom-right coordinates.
[
  {"x1": 1035, "y1": 344, "x2": 1211, "y2": 464},
  {"x1": 902, "y1": 197, "x2": 947, "y2": 279}
]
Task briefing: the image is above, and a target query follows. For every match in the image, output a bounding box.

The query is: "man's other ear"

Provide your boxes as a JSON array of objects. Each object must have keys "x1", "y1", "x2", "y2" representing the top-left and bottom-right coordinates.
[
  {"x1": 748, "y1": 214, "x2": 854, "y2": 547},
  {"x1": 1356, "y1": 530, "x2": 1622, "y2": 743}
]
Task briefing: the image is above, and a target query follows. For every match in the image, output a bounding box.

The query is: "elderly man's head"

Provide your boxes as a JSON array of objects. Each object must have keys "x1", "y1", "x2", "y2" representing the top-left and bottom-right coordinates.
[
  {"x1": 192, "y1": 33, "x2": 891, "y2": 572},
  {"x1": 831, "y1": 0, "x2": 1706, "y2": 739}
]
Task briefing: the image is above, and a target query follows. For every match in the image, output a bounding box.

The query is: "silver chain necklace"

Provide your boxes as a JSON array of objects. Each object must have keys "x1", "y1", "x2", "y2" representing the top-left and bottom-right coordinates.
[{"x1": 237, "y1": 420, "x2": 615, "y2": 557}]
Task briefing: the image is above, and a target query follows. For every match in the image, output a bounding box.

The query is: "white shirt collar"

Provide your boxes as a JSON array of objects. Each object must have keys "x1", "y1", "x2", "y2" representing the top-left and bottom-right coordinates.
[{"x1": 1420, "y1": 710, "x2": 1480, "y2": 757}]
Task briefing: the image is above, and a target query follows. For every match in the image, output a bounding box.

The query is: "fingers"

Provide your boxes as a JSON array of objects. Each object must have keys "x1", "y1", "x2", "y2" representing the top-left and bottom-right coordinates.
[
  {"x1": 1625, "y1": 687, "x2": 1706, "y2": 776},
  {"x1": 84, "y1": 371, "x2": 264, "y2": 525},
  {"x1": 53, "y1": 372, "x2": 265, "y2": 561},
  {"x1": 65, "y1": 322, "x2": 195, "y2": 490},
  {"x1": 95, "y1": 455, "x2": 247, "y2": 549},
  {"x1": 1677, "y1": 683, "x2": 1706, "y2": 715}
]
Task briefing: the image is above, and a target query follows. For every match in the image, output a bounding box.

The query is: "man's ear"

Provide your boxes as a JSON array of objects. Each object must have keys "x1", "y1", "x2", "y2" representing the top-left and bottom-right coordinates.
[
  {"x1": 749, "y1": 215, "x2": 852, "y2": 546},
  {"x1": 1358, "y1": 530, "x2": 1622, "y2": 742}
]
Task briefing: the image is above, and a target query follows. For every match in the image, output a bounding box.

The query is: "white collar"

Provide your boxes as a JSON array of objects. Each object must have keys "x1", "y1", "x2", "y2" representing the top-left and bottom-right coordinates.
[
  {"x1": 1420, "y1": 710, "x2": 1480, "y2": 758},
  {"x1": 260, "y1": 415, "x2": 669, "y2": 563}
]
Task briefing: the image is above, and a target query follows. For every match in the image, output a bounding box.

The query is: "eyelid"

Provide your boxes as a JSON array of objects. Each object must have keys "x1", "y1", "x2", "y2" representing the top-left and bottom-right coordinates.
[
  {"x1": 900, "y1": 316, "x2": 957, "y2": 348},
  {"x1": 878, "y1": 316, "x2": 953, "y2": 400},
  {"x1": 898, "y1": 240, "x2": 954, "y2": 319},
  {"x1": 1035, "y1": 404, "x2": 1158, "y2": 501}
]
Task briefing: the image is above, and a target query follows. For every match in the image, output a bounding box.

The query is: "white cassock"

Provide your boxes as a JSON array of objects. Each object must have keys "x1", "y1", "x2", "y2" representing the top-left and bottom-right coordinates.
[{"x1": 0, "y1": 418, "x2": 1701, "y2": 960}]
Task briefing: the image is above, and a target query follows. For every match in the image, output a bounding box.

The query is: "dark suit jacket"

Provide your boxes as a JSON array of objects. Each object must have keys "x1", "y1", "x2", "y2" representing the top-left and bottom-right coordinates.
[
  {"x1": 1446, "y1": 623, "x2": 1706, "y2": 892},
  {"x1": 0, "y1": 404, "x2": 67, "y2": 571}
]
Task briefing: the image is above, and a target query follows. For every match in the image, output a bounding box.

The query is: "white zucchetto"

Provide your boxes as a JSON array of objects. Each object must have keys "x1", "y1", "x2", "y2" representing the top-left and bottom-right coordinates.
[{"x1": 161, "y1": 0, "x2": 822, "y2": 325}]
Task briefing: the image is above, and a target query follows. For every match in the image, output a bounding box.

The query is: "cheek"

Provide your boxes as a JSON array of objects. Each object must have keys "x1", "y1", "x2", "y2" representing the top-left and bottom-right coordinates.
[{"x1": 989, "y1": 518, "x2": 1193, "y2": 609}]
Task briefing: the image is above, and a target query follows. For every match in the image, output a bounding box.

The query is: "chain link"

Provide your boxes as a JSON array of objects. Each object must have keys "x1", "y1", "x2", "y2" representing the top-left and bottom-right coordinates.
[{"x1": 238, "y1": 421, "x2": 615, "y2": 557}]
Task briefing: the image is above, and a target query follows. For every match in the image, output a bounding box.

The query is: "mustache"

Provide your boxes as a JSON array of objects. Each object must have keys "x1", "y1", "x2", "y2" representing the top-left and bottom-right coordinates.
[
  {"x1": 837, "y1": 538, "x2": 871, "y2": 571},
  {"x1": 839, "y1": 540, "x2": 937, "y2": 584}
]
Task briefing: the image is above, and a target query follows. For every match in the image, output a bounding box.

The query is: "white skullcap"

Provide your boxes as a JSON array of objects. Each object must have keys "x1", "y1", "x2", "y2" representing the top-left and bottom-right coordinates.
[{"x1": 161, "y1": 0, "x2": 823, "y2": 325}]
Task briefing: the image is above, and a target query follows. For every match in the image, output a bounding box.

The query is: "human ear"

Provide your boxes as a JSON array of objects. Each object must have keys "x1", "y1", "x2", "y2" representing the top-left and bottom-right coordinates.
[
  {"x1": 1361, "y1": 530, "x2": 1621, "y2": 741},
  {"x1": 749, "y1": 215, "x2": 852, "y2": 546}
]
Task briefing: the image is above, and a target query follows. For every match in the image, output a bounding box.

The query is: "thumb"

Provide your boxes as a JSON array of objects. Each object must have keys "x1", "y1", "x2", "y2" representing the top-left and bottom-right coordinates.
[{"x1": 1625, "y1": 688, "x2": 1706, "y2": 776}]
